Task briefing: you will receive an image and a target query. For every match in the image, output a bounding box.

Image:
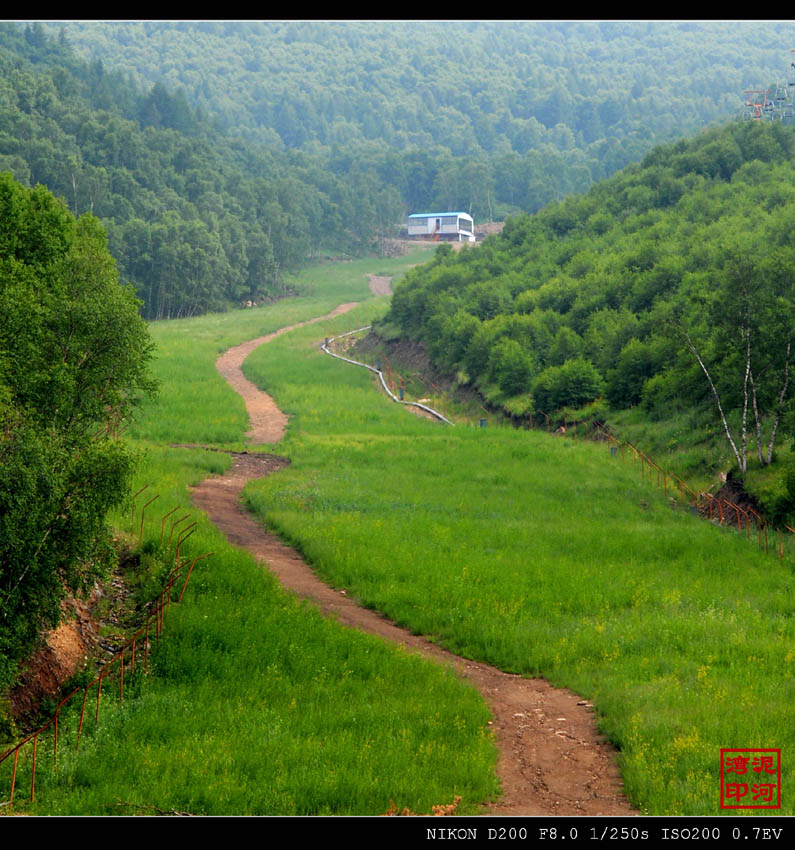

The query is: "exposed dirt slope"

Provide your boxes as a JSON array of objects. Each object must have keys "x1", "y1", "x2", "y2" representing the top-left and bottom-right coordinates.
[
  {"x1": 191, "y1": 302, "x2": 635, "y2": 817},
  {"x1": 8, "y1": 600, "x2": 96, "y2": 723}
]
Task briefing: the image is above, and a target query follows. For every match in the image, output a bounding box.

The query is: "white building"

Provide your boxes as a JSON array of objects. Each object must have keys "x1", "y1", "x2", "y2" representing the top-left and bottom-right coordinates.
[{"x1": 407, "y1": 212, "x2": 475, "y2": 242}]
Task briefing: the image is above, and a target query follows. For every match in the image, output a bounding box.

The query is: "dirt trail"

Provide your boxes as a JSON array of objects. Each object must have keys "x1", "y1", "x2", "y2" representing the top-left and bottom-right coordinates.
[
  {"x1": 367, "y1": 274, "x2": 393, "y2": 296},
  {"x1": 192, "y1": 302, "x2": 634, "y2": 817},
  {"x1": 215, "y1": 302, "x2": 358, "y2": 443}
]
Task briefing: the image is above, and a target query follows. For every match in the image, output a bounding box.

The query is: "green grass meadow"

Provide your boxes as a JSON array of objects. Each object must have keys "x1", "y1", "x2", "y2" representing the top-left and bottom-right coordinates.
[
  {"x1": 4, "y1": 248, "x2": 502, "y2": 816},
  {"x1": 240, "y1": 305, "x2": 795, "y2": 816},
  {"x1": 5, "y1": 243, "x2": 793, "y2": 816}
]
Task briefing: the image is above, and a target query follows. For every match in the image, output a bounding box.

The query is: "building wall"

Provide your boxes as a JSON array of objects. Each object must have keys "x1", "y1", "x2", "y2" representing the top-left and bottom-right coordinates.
[{"x1": 408, "y1": 214, "x2": 473, "y2": 237}]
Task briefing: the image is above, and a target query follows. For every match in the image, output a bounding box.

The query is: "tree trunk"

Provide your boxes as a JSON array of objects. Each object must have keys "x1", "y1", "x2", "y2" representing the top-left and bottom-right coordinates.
[
  {"x1": 748, "y1": 370, "x2": 765, "y2": 465},
  {"x1": 740, "y1": 322, "x2": 751, "y2": 472},
  {"x1": 766, "y1": 335, "x2": 792, "y2": 465},
  {"x1": 683, "y1": 327, "x2": 744, "y2": 472}
]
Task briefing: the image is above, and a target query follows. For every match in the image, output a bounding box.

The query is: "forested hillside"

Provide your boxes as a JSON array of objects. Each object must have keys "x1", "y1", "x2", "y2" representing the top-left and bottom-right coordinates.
[
  {"x1": 6, "y1": 21, "x2": 795, "y2": 321},
  {"x1": 38, "y1": 20, "x2": 795, "y2": 217},
  {"x1": 383, "y1": 120, "x2": 795, "y2": 515},
  {"x1": 0, "y1": 23, "x2": 397, "y2": 319}
]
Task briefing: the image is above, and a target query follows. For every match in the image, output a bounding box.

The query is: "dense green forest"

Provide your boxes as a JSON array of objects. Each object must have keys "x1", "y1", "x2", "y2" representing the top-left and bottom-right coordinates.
[
  {"x1": 4, "y1": 22, "x2": 795, "y2": 496},
  {"x1": 5, "y1": 21, "x2": 795, "y2": 321},
  {"x1": 0, "y1": 23, "x2": 401, "y2": 319},
  {"x1": 38, "y1": 20, "x2": 795, "y2": 217},
  {"x1": 383, "y1": 120, "x2": 795, "y2": 514},
  {"x1": 5, "y1": 20, "x2": 795, "y2": 484}
]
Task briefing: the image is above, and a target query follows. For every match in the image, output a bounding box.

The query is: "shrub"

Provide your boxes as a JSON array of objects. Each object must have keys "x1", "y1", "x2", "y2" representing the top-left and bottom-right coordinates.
[{"x1": 532, "y1": 357, "x2": 605, "y2": 413}]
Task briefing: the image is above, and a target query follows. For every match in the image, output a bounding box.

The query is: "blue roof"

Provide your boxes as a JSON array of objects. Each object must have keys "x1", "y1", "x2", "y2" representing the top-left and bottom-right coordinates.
[{"x1": 408, "y1": 212, "x2": 473, "y2": 219}]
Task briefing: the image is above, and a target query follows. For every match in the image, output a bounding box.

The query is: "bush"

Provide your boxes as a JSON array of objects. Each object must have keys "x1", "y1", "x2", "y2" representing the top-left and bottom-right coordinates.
[
  {"x1": 532, "y1": 357, "x2": 605, "y2": 413},
  {"x1": 488, "y1": 337, "x2": 537, "y2": 396},
  {"x1": 641, "y1": 369, "x2": 683, "y2": 419},
  {"x1": 606, "y1": 338, "x2": 656, "y2": 408}
]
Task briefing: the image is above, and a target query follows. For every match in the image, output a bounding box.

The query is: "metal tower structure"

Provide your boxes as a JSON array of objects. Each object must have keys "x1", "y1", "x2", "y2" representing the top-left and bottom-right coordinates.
[{"x1": 740, "y1": 51, "x2": 795, "y2": 123}]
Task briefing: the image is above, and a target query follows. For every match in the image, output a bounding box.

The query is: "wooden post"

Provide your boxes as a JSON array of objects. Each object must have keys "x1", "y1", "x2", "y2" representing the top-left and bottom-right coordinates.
[
  {"x1": 160, "y1": 506, "x2": 179, "y2": 545},
  {"x1": 53, "y1": 710, "x2": 59, "y2": 771},
  {"x1": 10, "y1": 747, "x2": 19, "y2": 807},
  {"x1": 130, "y1": 484, "x2": 149, "y2": 532}
]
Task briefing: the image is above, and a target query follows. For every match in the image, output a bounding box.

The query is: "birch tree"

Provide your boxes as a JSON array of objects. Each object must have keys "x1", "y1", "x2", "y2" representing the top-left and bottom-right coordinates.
[{"x1": 676, "y1": 252, "x2": 794, "y2": 473}]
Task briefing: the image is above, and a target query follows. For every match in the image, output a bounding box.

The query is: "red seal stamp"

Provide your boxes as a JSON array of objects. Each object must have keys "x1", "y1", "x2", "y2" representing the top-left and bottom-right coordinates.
[{"x1": 720, "y1": 748, "x2": 781, "y2": 809}]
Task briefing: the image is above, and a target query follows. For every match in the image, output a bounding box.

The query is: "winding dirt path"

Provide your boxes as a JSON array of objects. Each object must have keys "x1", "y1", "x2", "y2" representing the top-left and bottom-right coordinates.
[
  {"x1": 191, "y1": 303, "x2": 634, "y2": 816},
  {"x1": 215, "y1": 302, "x2": 359, "y2": 443}
]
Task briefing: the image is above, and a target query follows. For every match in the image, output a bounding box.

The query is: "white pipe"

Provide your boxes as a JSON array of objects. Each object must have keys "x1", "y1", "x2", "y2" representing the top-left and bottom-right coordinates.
[{"x1": 321, "y1": 327, "x2": 454, "y2": 426}]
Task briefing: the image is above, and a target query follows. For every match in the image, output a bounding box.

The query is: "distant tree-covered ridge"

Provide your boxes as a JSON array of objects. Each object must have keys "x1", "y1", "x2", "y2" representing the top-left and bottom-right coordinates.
[
  {"x1": 37, "y1": 20, "x2": 795, "y2": 218},
  {"x1": 8, "y1": 21, "x2": 795, "y2": 322},
  {"x1": 384, "y1": 121, "x2": 795, "y2": 474},
  {"x1": 0, "y1": 23, "x2": 396, "y2": 319}
]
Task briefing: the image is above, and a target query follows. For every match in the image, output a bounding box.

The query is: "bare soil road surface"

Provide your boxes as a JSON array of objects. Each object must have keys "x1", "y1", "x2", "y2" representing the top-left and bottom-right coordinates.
[
  {"x1": 191, "y1": 302, "x2": 635, "y2": 816},
  {"x1": 367, "y1": 274, "x2": 393, "y2": 296}
]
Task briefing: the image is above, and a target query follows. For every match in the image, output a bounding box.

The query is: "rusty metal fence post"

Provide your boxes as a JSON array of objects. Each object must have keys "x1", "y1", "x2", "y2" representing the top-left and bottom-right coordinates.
[
  {"x1": 1, "y1": 543, "x2": 214, "y2": 809},
  {"x1": 576, "y1": 422, "x2": 790, "y2": 565}
]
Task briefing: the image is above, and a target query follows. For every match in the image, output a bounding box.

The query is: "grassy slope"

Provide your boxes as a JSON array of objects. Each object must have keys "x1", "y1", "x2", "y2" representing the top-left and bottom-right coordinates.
[
  {"x1": 606, "y1": 407, "x2": 794, "y2": 527},
  {"x1": 240, "y1": 307, "x2": 795, "y2": 816},
  {"x1": 7, "y1": 244, "x2": 793, "y2": 816},
  {"x1": 8, "y1": 248, "x2": 500, "y2": 816}
]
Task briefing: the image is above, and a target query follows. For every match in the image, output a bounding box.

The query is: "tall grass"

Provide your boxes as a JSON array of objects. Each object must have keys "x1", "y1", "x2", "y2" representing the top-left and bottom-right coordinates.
[
  {"x1": 239, "y1": 308, "x2": 795, "y2": 816},
  {"x1": 11, "y1": 241, "x2": 792, "y2": 816},
  {"x1": 5, "y1": 247, "x2": 500, "y2": 815}
]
